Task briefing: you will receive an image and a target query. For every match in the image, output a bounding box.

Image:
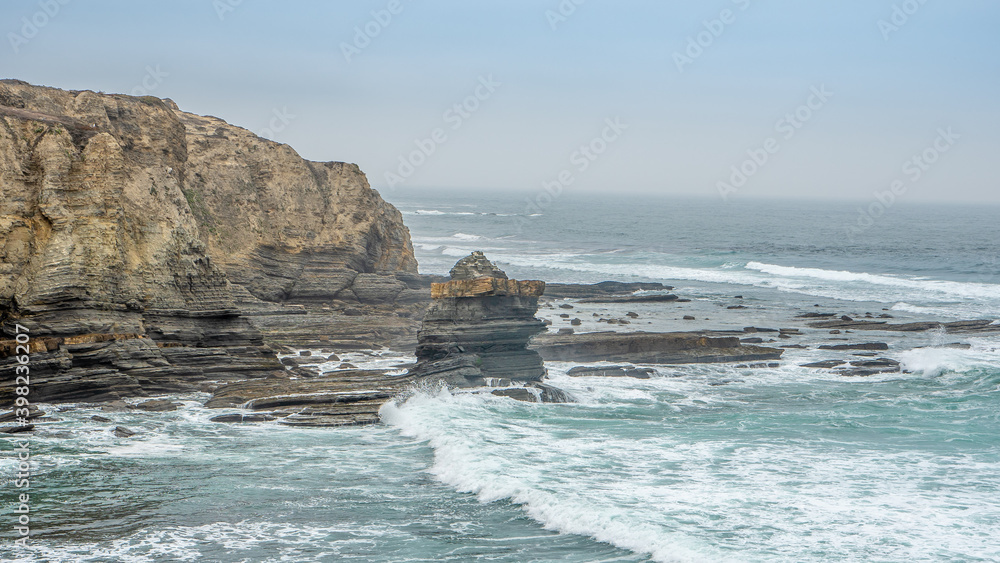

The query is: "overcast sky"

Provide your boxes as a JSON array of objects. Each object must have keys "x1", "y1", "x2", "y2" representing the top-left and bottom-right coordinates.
[{"x1": 2, "y1": 0, "x2": 998, "y2": 203}]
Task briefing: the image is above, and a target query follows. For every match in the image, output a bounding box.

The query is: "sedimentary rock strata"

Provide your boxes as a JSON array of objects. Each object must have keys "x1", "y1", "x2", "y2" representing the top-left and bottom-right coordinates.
[
  {"x1": 530, "y1": 331, "x2": 784, "y2": 364},
  {"x1": 410, "y1": 253, "x2": 550, "y2": 388},
  {"x1": 542, "y1": 281, "x2": 672, "y2": 299},
  {"x1": 205, "y1": 370, "x2": 420, "y2": 426},
  {"x1": 0, "y1": 80, "x2": 418, "y2": 404}
]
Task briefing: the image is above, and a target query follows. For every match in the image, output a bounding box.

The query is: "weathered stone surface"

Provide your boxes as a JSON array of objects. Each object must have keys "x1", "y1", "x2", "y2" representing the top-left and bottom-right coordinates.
[
  {"x1": 410, "y1": 253, "x2": 557, "y2": 391},
  {"x1": 449, "y1": 251, "x2": 507, "y2": 280},
  {"x1": 0, "y1": 81, "x2": 419, "y2": 404},
  {"x1": 431, "y1": 278, "x2": 544, "y2": 299},
  {"x1": 134, "y1": 398, "x2": 180, "y2": 412},
  {"x1": 205, "y1": 371, "x2": 420, "y2": 426},
  {"x1": 491, "y1": 382, "x2": 574, "y2": 403},
  {"x1": 530, "y1": 331, "x2": 784, "y2": 364},
  {"x1": 818, "y1": 342, "x2": 889, "y2": 351},
  {"x1": 113, "y1": 426, "x2": 136, "y2": 437},
  {"x1": 209, "y1": 413, "x2": 276, "y2": 423},
  {"x1": 802, "y1": 360, "x2": 847, "y2": 368},
  {"x1": 0, "y1": 406, "x2": 43, "y2": 422},
  {"x1": 566, "y1": 365, "x2": 654, "y2": 378},
  {"x1": 807, "y1": 318, "x2": 1000, "y2": 334}
]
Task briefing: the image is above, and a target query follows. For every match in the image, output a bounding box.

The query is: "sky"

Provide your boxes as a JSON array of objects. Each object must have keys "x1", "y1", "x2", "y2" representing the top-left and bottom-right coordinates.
[{"x1": 1, "y1": 0, "x2": 998, "y2": 203}]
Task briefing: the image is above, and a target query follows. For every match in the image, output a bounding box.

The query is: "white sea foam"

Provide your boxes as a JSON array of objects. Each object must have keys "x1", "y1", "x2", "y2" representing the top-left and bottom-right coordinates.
[
  {"x1": 380, "y1": 390, "x2": 726, "y2": 562},
  {"x1": 15, "y1": 520, "x2": 378, "y2": 562},
  {"x1": 403, "y1": 209, "x2": 477, "y2": 216},
  {"x1": 451, "y1": 232, "x2": 484, "y2": 241},
  {"x1": 482, "y1": 252, "x2": 1000, "y2": 317},
  {"x1": 896, "y1": 344, "x2": 1000, "y2": 377},
  {"x1": 380, "y1": 364, "x2": 1000, "y2": 563},
  {"x1": 746, "y1": 261, "x2": 1000, "y2": 301}
]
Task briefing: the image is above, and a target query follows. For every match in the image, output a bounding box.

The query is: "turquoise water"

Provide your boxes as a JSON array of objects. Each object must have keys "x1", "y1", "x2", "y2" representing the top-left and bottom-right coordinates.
[{"x1": 4, "y1": 193, "x2": 1000, "y2": 561}]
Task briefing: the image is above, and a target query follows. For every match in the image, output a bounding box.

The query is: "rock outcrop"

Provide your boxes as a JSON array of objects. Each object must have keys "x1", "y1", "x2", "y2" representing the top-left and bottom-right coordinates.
[
  {"x1": 0, "y1": 80, "x2": 419, "y2": 404},
  {"x1": 174, "y1": 106, "x2": 427, "y2": 348},
  {"x1": 530, "y1": 331, "x2": 784, "y2": 364},
  {"x1": 205, "y1": 370, "x2": 422, "y2": 426},
  {"x1": 409, "y1": 253, "x2": 550, "y2": 388}
]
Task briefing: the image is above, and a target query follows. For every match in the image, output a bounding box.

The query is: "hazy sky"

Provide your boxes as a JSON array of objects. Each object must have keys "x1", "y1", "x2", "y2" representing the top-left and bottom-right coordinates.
[{"x1": 2, "y1": 0, "x2": 998, "y2": 203}]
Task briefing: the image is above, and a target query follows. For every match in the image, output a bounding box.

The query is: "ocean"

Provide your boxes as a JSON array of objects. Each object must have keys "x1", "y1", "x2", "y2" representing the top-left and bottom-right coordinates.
[{"x1": 5, "y1": 191, "x2": 1000, "y2": 562}]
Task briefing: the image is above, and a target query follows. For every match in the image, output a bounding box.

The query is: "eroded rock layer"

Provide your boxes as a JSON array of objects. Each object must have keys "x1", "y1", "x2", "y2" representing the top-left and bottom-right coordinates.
[
  {"x1": 0, "y1": 80, "x2": 418, "y2": 403},
  {"x1": 410, "y1": 254, "x2": 547, "y2": 387}
]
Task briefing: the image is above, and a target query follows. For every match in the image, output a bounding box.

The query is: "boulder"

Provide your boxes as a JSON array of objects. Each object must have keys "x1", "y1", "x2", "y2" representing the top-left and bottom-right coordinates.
[
  {"x1": 113, "y1": 426, "x2": 136, "y2": 437},
  {"x1": 134, "y1": 398, "x2": 180, "y2": 412},
  {"x1": 449, "y1": 251, "x2": 507, "y2": 280}
]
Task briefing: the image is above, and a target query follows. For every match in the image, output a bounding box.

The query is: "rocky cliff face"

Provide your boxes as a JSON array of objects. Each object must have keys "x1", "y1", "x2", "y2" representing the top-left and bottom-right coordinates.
[
  {"x1": 176, "y1": 110, "x2": 417, "y2": 304},
  {"x1": 0, "y1": 80, "x2": 419, "y2": 403}
]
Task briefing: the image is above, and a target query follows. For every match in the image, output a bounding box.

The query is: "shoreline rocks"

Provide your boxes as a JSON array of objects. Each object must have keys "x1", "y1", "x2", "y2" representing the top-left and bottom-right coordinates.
[{"x1": 530, "y1": 331, "x2": 784, "y2": 364}]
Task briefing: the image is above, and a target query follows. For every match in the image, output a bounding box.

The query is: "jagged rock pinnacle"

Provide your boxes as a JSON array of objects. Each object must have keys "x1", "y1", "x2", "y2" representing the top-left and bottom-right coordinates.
[{"x1": 449, "y1": 251, "x2": 508, "y2": 280}]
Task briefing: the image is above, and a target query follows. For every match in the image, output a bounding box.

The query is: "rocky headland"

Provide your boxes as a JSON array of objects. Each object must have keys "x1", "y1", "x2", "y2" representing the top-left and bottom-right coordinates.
[{"x1": 0, "y1": 80, "x2": 422, "y2": 406}]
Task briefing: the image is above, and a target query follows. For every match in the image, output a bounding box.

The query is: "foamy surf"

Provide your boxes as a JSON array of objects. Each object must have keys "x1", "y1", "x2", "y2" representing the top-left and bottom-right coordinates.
[
  {"x1": 380, "y1": 359, "x2": 1000, "y2": 563},
  {"x1": 380, "y1": 389, "x2": 728, "y2": 563}
]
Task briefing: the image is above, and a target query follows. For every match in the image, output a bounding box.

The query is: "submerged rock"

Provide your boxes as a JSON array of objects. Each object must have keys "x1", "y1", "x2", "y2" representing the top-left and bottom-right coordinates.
[
  {"x1": 449, "y1": 251, "x2": 508, "y2": 280},
  {"x1": 205, "y1": 370, "x2": 417, "y2": 426},
  {"x1": 113, "y1": 426, "x2": 136, "y2": 438},
  {"x1": 492, "y1": 382, "x2": 574, "y2": 403},
  {"x1": 134, "y1": 399, "x2": 180, "y2": 412}
]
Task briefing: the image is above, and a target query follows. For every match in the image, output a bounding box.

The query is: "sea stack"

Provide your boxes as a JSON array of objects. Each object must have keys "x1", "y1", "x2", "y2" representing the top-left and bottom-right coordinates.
[{"x1": 410, "y1": 252, "x2": 550, "y2": 388}]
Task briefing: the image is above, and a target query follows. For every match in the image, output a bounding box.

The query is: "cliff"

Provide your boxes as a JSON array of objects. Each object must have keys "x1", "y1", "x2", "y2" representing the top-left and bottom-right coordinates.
[{"x1": 0, "y1": 80, "x2": 420, "y2": 403}]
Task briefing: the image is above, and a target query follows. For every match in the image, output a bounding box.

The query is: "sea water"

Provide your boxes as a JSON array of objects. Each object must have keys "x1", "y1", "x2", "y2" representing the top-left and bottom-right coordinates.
[{"x1": 3, "y1": 191, "x2": 999, "y2": 562}]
